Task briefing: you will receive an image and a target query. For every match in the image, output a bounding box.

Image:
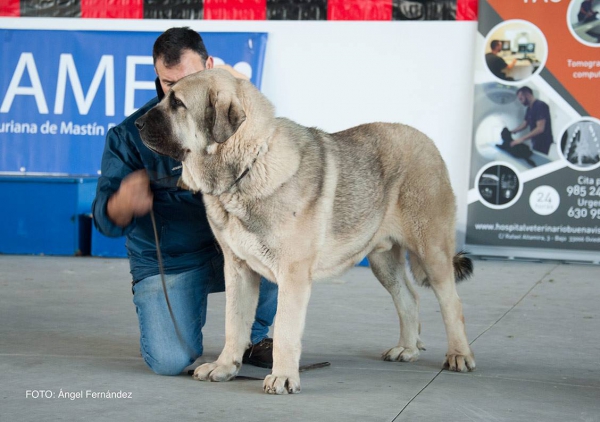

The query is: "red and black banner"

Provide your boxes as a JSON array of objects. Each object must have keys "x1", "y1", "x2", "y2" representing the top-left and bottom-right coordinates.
[{"x1": 0, "y1": 0, "x2": 477, "y2": 20}]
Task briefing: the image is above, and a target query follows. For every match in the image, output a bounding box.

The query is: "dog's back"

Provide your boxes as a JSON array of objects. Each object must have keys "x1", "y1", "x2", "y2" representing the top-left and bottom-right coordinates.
[{"x1": 274, "y1": 120, "x2": 457, "y2": 279}]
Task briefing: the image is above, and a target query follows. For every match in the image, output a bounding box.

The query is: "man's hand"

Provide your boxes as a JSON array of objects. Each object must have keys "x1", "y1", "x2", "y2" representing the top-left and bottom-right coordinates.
[
  {"x1": 107, "y1": 170, "x2": 153, "y2": 227},
  {"x1": 510, "y1": 138, "x2": 524, "y2": 147}
]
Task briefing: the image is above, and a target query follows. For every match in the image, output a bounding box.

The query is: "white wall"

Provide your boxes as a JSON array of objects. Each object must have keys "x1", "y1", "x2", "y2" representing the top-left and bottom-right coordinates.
[{"x1": 0, "y1": 17, "x2": 477, "y2": 244}]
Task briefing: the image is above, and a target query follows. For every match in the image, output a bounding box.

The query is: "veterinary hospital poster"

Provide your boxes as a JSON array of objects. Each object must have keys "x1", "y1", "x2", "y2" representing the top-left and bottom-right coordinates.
[
  {"x1": 466, "y1": 0, "x2": 600, "y2": 262},
  {"x1": 0, "y1": 30, "x2": 267, "y2": 175}
]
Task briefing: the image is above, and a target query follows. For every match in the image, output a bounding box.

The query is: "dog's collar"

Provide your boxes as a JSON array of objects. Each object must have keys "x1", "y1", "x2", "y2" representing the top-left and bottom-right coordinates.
[
  {"x1": 231, "y1": 166, "x2": 251, "y2": 188},
  {"x1": 228, "y1": 149, "x2": 261, "y2": 192}
]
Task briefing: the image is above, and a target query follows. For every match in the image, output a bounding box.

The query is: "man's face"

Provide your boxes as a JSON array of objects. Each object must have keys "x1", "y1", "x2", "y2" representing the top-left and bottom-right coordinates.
[
  {"x1": 517, "y1": 92, "x2": 530, "y2": 107},
  {"x1": 155, "y1": 49, "x2": 214, "y2": 95}
]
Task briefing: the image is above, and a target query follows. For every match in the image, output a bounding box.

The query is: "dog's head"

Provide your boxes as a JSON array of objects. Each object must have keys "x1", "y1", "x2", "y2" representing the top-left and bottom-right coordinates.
[
  {"x1": 137, "y1": 68, "x2": 276, "y2": 195},
  {"x1": 500, "y1": 127, "x2": 512, "y2": 146},
  {"x1": 136, "y1": 68, "x2": 247, "y2": 162}
]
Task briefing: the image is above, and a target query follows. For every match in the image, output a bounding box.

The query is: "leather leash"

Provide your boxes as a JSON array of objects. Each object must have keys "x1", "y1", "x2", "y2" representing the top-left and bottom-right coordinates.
[
  {"x1": 187, "y1": 362, "x2": 331, "y2": 380},
  {"x1": 150, "y1": 209, "x2": 196, "y2": 358}
]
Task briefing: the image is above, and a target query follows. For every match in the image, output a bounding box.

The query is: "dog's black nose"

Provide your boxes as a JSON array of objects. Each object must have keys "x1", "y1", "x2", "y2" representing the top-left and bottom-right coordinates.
[{"x1": 135, "y1": 118, "x2": 145, "y2": 131}]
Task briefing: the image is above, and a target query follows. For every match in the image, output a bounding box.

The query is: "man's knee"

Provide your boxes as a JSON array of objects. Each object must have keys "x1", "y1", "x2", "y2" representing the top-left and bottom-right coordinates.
[
  {"x1": 143, "y1": 352, "x2": 195, "y2": 376},
  {"x1": 141, "y1": 343, "x2": 201, "y2": 376}
]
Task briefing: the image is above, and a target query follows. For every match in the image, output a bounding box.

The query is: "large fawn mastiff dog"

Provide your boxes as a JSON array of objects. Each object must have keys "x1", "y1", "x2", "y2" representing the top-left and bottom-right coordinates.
[{"x1": 136, "y1": 69, "x2": 475, "y2": 394}]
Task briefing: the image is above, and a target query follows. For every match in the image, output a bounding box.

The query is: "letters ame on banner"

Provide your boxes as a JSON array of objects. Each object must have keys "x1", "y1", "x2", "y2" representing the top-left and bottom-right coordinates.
[
  {"x1": 0, "y1": 30, "x2": 268, "y2": 175},
  {"x1": 466, "y1": 0, "x2": 600, "y2": 258}
]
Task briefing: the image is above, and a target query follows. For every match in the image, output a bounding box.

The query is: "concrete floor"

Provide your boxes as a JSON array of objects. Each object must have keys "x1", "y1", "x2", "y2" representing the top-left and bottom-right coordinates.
[{"x1": 1, "y1": 255, "x2": 599, "y2": 422}]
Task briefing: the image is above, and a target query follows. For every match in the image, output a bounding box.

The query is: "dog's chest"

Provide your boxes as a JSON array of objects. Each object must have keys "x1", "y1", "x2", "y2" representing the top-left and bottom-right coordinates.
[
  {"x1": 205, "y1": 195, "x2": 275, "y2": 268},
  {"x1": 221, "y1": 216, "x2": 277, "y2": 279}
]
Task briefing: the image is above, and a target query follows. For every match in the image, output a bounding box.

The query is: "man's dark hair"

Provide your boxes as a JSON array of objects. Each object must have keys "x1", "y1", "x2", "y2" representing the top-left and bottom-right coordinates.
[
  {"x1": 153, "y1": 27, "x2": 209, "y2": 67},
  {"x1": 516, "y1": 86, "x2": 533, "y2": 96},
  {"x1": 490, "y1": 40, "x2": 501, "y2": 50}
]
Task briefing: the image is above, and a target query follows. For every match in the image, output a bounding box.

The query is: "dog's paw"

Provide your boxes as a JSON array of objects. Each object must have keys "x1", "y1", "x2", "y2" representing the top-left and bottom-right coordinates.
[
  {"x1": 193, "y1": 361, "x2": 240, "y2": 382},
  {"x1": 382, "y1": 345, "x2": 422, "y2": 362},
  {"x1": 263, "y1": 373, "x2": 301, "y2": 395},
  {"x1": 443, "y1": 352, "x2": 476, "y2": 372}
]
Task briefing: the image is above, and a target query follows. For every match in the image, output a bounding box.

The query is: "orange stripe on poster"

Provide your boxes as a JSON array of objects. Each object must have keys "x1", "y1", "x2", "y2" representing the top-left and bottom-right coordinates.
[{"x1": 487, "y1": 0, "x2": 599, "y2": 117}]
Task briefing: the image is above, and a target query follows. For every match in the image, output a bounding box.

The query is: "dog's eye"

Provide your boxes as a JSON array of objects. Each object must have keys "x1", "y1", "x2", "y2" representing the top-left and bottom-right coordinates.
[{"x1": 170, "y1": 95, "x2": 186, "y2": 110}]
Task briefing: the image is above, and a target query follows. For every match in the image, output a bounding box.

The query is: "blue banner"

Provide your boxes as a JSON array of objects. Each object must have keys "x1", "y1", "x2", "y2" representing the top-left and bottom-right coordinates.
[{"x1": 0, "y1": 30, "x2": 268, "y2": 175}]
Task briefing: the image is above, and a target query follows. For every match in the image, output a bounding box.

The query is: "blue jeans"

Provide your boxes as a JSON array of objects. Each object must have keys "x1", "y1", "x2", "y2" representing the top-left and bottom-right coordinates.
[{"x1": 132, "y1": 251, "x2": 278, "y2": 376}]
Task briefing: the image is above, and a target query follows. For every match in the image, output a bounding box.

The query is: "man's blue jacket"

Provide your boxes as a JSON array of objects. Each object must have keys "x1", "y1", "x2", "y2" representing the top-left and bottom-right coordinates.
[{"x1": 92, "y1": 98, "x2": 216, "y2": 282}]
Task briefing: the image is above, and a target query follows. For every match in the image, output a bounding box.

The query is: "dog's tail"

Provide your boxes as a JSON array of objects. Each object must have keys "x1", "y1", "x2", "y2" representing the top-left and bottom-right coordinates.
[
  {"x1": 408, "y1": 251, "x2": 473, "y2": 287},
  {"x1": 453, "y1": 251, "x2": 474, "y2": 282}
]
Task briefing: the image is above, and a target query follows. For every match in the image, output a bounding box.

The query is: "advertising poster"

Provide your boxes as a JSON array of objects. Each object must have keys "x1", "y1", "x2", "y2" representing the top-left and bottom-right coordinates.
[
  {"x1": 466, "y1": 0, "x2": 600, "y2": 262},
  {"x1": 0, "y1": 30, "x2": 267, "y2": 175}
]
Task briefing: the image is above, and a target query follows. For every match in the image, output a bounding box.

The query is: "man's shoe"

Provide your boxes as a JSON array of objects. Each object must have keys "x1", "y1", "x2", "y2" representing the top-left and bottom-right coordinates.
[{"x1": 242, "y1": 338, "x2": 273, "y2": 369}]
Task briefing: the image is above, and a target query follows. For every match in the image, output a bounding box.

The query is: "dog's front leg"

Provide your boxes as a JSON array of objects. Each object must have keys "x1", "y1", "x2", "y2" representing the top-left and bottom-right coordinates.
[
  {"x1": 264, "y1": 269, "x2": 312, "y2": 395},
  {"x1": 193, "y1": 248, "x2": 260, "y2": 382}
]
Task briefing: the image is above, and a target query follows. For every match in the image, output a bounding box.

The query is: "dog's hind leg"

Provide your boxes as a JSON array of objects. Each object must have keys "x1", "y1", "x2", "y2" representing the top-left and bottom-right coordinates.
[
  {"x1": 415, "y1": 249, "x2": 476, "y2": 372},
  {"x1": 368, "y1": 244, "x2": 425, "y2": 363}
]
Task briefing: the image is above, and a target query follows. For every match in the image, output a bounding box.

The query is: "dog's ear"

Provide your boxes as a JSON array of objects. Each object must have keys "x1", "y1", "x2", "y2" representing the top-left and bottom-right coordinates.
[{"x1": 209, "y1": 90, "x2": 246, "y2": 144}]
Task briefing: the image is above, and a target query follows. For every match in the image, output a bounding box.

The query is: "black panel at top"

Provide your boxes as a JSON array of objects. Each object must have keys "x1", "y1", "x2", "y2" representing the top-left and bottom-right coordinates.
[
  {"x1": 392, "y1": 0, "x2": 457, "y2": 21},
  {"x1": 267, "y1": 0, "x2": 327, "y2": 20},
  {"x1": 143, "y1": 0, "x2": 204, "y2": 20},
  {"x1": 20, "y1": 0, "x2": 81, "y2": 17}
]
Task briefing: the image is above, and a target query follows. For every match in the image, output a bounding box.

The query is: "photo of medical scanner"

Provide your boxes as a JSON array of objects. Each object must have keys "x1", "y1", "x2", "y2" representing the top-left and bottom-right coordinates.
[
  {"x1": 478, "y1": 164, "x2": 520, "y2": 206},
  {"x1": 561, "y1": 120, "x2": 600, "y2": 168},
  {"x1": 470, "y1": 83, "x2": 559, "y2": 188},
  {"x1": 569, "y1": 0, "x2": 600, "y2": 43}
]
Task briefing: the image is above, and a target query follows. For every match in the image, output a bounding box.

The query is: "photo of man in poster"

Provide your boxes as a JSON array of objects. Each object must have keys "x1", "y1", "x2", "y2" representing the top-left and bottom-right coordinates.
[
  {"x1": 485, "y1": 40, "x2": 517, "y2": 81},
  {"x1": 468, "y1": 81, "x2": 570, "y2": 189},
  {"x1": 509, "y1": 86, "x2": 554, "y2": 155}
]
